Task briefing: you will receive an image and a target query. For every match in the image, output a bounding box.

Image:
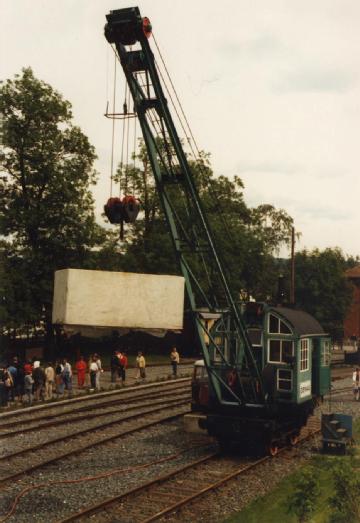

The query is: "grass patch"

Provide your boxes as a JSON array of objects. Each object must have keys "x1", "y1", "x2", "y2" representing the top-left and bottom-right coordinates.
[{"x1": 224, "y1": 419, "x2": 360, "y2": 523}]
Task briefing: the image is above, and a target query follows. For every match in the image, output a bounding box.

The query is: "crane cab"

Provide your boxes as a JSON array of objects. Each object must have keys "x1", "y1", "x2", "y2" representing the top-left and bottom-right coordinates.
[{"x1": 192, "y1": 303, "x2": 331, "y2": 451}]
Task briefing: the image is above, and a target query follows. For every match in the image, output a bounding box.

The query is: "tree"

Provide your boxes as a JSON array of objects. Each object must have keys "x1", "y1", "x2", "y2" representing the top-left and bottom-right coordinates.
[
  {"x1": 111, "y1": 142, "x2": 294, "y2": 301},
  {"x1": 292, "y1": 248, "x2": 353, "y2": 339},
  {"x1": 0, "y1": 68, "x2": 105, "y2": 340},
  {"x1": 287, "y1": 467, "x2": 320, "y2": 522}
]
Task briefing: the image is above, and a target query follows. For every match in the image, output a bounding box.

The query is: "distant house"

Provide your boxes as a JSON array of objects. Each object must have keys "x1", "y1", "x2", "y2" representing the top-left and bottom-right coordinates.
[{"x1": 344, "y1": 266, "x2": 360, "y2": 340}]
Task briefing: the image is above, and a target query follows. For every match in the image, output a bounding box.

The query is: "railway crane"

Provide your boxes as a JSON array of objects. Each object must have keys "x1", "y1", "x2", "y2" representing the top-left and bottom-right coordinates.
[{"x1": 104, "y1": 7, "x2": 331, "y2": 453}]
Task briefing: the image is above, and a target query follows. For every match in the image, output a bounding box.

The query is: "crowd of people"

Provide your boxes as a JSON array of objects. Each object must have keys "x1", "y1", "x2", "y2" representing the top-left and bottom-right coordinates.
[
  {"x1": 0, "y1": 353, "x2": 107, "y2": 407},
  {"x1": 0, "y1": 346, "x2": 181, "y2": 408}
]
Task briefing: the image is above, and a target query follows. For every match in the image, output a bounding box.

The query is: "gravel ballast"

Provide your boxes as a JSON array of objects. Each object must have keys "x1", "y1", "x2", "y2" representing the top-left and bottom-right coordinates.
[{"x1": 0, "y1": 372, "x2": 358, "y2": 523}]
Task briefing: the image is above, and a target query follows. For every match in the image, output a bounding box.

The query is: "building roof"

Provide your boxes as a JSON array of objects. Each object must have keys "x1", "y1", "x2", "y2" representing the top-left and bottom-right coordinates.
[
  {"x1": 272, "y1": 306, "x2": 325, "y2": 336},
  {"x1": 345, "y1": 266, "x2": 360, "y2": 279}
]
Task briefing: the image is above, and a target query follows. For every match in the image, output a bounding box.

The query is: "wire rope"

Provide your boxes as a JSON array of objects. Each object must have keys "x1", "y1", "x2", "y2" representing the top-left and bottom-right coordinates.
[
  {"x1": 109, "y1": 52, "x2": 117, "y2": 197},
  {"x1": 109, "y1": 39, "x2": 230, "y2": 304},
  {"x1": 153, "y1": 34, "x2": 198, "y2": 157},
  {"x1": 125, "y1": 83, "x2": 132, "y2": 193},
  {"x1": 152, "y1": 34, "x2": 240, "y2": 302},
  {"x1": 118, "y1": 82, "x2": 128, "y2": 197},
  {"x1": 133, "y1": 99, "x2": 137, "y2": 194}
]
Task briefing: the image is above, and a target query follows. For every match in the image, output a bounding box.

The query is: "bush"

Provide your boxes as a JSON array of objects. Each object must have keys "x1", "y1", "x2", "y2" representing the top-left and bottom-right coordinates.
[{"x1": 287, "y1": 466, "x2": 320, "y2": 522}]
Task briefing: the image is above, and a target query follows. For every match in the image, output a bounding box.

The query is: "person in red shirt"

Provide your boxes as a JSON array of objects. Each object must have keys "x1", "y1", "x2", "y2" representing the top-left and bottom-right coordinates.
[
  {"x1": 23, "y1": 361, "x2": 33, "y2": 375},
  {"x1": 119, "y1": 351, "x2": 128, "y2": 386},
  {"x1": 75, "y1": 355, "x2": 87, "y2": 388}
]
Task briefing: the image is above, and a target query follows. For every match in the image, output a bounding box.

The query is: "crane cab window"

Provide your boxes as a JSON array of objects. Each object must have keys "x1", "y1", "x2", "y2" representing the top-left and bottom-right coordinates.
[
  {"x1": 269, "y1": 314, "x2": 292, "y2": 334},
  {"x1": 277, "y1": 369, "x2": 293, "y2": 391},
  {"x1": 268, "y1": 339, "x2": 293, "y2": 364},
  {"x1": 247, "y1": 328, "x2": 262, "y2": 347},
  {"x1": 300, "y1": 339, "x2": 309, "y2": 371},
  {"x1": 194, "y1": 364, "x2": 208, "y2": 380}
]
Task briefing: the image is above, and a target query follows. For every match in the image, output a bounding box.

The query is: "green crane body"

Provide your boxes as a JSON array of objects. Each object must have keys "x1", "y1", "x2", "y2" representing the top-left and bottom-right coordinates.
[{"x1": 104, "y1": 7, "x2": 265, "y2": 412}]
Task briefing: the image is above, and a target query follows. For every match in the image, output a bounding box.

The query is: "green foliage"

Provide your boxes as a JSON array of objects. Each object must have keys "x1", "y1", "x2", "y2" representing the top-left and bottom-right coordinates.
[
  {"x1": 112, "y1": 141, "x2": 294, "y2": 301},
  {"x1": 329, "y1": 458, "x2": 360, "y2": 523},
  {"x1": 225, "y1": 420, "x2": 360, "y2": 523},
  {"x1": 287, "y1": 466, "x2": 320, "y2": 522},
  {"x1": 0, "y1": 68, "x2": 106, "y2": 334},
  {"x1": 292, "y1": 248, "x2": 353, "y2": 339}
]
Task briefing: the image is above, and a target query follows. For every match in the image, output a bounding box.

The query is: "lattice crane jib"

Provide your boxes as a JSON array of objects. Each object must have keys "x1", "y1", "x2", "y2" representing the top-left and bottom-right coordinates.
[{"x1": 104, "y1": 7, "x2": 265, "y2": 408}]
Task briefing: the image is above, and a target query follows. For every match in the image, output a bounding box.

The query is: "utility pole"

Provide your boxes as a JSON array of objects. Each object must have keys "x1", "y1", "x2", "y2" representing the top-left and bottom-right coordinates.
[{"x1": 290, "y1": 227, "x2": 295, "y2": 304}]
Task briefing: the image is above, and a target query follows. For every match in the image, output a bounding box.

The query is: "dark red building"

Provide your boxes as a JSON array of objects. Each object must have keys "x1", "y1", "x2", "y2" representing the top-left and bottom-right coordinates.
[{"x1": 344, "y1": 266, "x2": 360, "y2": 339}]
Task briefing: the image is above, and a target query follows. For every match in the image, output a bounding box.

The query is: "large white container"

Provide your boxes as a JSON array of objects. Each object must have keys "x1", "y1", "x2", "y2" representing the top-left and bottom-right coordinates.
[{"x1": 52, "y1": 269, "x2": 185, "y2": 331}]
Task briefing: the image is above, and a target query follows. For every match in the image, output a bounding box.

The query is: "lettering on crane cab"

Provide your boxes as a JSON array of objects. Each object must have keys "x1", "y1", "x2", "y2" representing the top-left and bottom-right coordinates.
[{"x1": 299, "y1": 380, "x2": 311, "y2": 398}]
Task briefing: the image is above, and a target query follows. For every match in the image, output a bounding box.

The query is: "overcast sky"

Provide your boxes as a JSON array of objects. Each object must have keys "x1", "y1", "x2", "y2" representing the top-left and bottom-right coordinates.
[{"x1": 1, "y1": 0, "x2": 359, "y2": 257}]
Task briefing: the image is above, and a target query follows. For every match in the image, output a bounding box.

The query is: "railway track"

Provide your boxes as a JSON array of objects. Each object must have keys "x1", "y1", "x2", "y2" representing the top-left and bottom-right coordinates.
[
  {"x1": 0, "y1": 378, "x2": 191, "y2": 423},
  {"x1": 57, "y1": 417, "x2": 321, "y2": 523},
  {"x1": 0, "y1": 394, "x2": 191, "y2": 486},
  {"x1": 324, "y1": 386, "x2": 354, "y2": 399},
  {"x1": 0, "y1": 384, "x2": 190, "y2": 438}
]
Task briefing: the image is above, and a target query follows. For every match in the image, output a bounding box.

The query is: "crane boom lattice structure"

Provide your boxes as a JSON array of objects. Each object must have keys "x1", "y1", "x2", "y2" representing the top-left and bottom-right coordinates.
[{"x1": 104, "y1": 7, "x2": 265, "y2": 410}]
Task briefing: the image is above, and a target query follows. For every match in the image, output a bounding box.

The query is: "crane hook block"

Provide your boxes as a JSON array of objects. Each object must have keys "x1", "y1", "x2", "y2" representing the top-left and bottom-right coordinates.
[
  {"x1": 122, "y1": 195, "x2": 140, "y2": 223},
  {"x1": 104, "y1": 197, "x2": 123, "y2": 224},
  {"x1": 104, "y1": 196, "x2": 140, "y2": 225}
]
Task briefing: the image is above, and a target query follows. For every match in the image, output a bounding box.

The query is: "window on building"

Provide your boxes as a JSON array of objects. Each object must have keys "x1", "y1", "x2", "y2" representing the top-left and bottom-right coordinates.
[
  {"x1": 322, "y1": 340, "x2": 331, "y2": 366},
  {"x1": 277, "y1": 369, "x2": 292, "y2": 391},
  {"x1": 268, "y1": 314, "x2": 291, "y2": 334},
  {"x1": 269, "y1": 339, "x2": 294, "y2": 363},
  {"x1": 300, "y1": 339, "x2": 309, "y2": 371},
  {"x1": 282, "y1": 340, "x2": 293, "y2": 359}
]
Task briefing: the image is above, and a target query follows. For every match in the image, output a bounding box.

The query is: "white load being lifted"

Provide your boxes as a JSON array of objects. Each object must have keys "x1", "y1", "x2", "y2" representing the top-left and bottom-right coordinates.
[{"x1": 52, "y1": 269, "x2": 185, "y2": 336}]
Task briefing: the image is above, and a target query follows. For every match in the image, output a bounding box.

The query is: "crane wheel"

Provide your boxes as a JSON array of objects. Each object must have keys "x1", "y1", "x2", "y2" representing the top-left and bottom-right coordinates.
[
  {"x1": 268, "y1": 442, "x2": 279, "y2": 457},
  {"x1": 289, "y1": 434, "x2": 299, "y2": 446}
]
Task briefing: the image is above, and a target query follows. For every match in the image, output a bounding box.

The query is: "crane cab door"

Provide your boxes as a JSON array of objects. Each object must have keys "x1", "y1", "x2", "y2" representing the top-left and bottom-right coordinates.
[{"x1": 312, "y1": 337, "x2": 331, "y2": 397}]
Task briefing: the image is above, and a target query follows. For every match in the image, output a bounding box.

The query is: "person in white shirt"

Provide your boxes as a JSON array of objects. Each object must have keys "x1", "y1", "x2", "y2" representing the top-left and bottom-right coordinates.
[
  {"x1": 170, "y1": 347, "x2": 180, "y2": 377},
  {"x1": 45, "y1": 363, "x2": 55, "y2": 400},
  {"x1": 94, "y1": 354, "x2": 102, "y2": 390},
  {"x1": 352, "y1": 368, "x2": 360, "y2": 401},
  {"x1": 89, "y1": 358, "x2": 99, "y2": 391}
]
